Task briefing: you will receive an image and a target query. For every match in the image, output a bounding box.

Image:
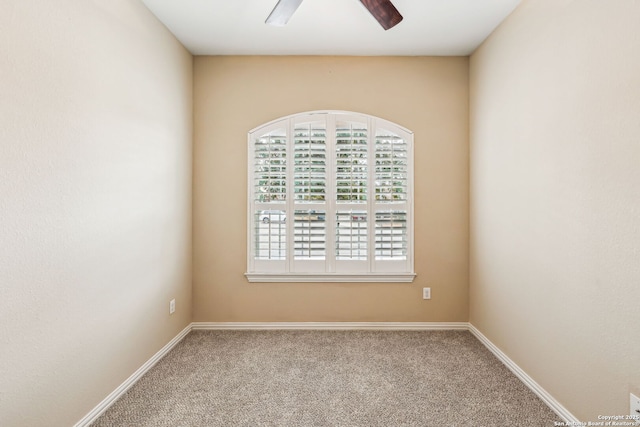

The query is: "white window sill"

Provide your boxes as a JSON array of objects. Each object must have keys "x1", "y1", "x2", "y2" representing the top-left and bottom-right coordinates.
[{"x1": 245, "y1": 273, "x2": 416, "y2": 283}]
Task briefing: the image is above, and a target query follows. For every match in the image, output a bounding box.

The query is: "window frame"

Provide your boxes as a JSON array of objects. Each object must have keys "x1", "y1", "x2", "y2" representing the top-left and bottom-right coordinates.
[{"x1": 246, "y1": 110, "x2": 415, "y2": 283}]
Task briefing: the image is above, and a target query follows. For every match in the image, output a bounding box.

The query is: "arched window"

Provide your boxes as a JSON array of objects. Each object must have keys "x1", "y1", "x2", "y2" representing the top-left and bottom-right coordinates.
[{"x1": 246, "y1": 111, "x2": 415, "y2": 282}]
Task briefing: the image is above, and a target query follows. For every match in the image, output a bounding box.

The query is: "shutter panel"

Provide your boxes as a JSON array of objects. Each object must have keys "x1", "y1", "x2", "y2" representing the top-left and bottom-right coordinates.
[
  {"x1": 254, "y1": 210, "x2": 286, "y2": 260},
  {"x1": 335, "y1": 120, "x2": 368, "y2": 263},
  {"x1": 294, "y1": 210, "x2": 326, "y2": 260},
  {"x1": 375, "y1": 130, "x2": 407, "y2": 202},
  {"x1": 294, "y1": 122, "x2": 326, "y2": 202},
  {"x1": 336, "y1": 211, "x2": 367, "y2": 260},
  {"x1": 374, "y1": 129, "x2": 408, "y2": 260},
  {"x1": 293, "y1": 121, "x2": 327, "y2": 262},
  {"x1": 254, "y1": 130, "x2": 287, "y2": 202},
  {"x1": 253, "y1": 128, "x2": 287, "y2": 261},
  {"x1": 336, "y1": 121, "x2": 368, "y2": 203},
  {"x1": 375, "y1": 210, "x2": 407, "y2": 260}
]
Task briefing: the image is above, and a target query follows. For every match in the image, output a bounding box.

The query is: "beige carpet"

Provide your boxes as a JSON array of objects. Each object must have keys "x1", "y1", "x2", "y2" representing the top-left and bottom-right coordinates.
[{"x1": 92, "y1": 330, "x2": 561, "y2": 426}]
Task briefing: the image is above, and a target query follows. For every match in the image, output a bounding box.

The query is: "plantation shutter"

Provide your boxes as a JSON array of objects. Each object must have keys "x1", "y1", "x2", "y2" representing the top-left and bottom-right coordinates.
[
  {"x1": 254, "y1": 129, "x2": 287, "y2": 204},
  {"x1": 251, "y1": 127, "x2": 288, "y2": 270},
  {"x1": 335, "y1": 118, "x2": 369, "y2": 272},
  {"x1": 335, "y1": 121, "x2": 368, "y2": 203},
  {"x1": 247, "y1": 111, "x2": 414, "y2": 281},
  {"x1": 292, "y1": 119, "x2": 327, "y2": 270},
  {"x1": 374, "y1": 128, "x2": 409, "y2": 266}
]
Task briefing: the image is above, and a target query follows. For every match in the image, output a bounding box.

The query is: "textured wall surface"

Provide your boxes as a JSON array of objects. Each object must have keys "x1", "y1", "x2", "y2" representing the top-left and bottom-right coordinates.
[
  {"x1": 470, "y1": 0, "x2": 640, "y2": 421},
  {"x1": 193, "y1": 56, "x2": 469, "y2": 323},
  {"x1": 0, "y1": 1, "x2": 193, "y2": 425}
]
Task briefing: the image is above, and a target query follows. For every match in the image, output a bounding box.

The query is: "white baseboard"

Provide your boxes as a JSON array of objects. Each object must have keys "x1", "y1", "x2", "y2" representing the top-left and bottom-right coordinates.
[
  {"x1": 191, "y1": 321, "x2": 469, "y2": 330},
  {"x1": 74, "y1": 324, "x2": 192, "y2": 427},
  {"x1": 468, "y1": 324, "x2": 579, "y2": 424}
]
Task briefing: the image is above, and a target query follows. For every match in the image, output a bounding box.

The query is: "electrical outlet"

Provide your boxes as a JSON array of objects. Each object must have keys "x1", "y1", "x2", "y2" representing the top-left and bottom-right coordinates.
[
  {"x1": 169, "y1": 299, "x2": 175, "y2": 315},
  {"x1": 631, "y1": 393, "x2": 640, "y2": 420},
  {"x1": 422, "y1": 287, "x2": 431, "y2": 300}
]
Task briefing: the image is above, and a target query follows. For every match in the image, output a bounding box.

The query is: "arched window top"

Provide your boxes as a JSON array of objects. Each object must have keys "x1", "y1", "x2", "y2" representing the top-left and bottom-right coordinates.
[
  {"x1": 246, "y1": 110, "x2": 415, "y2": 283},
  {"x1": 250, "y1": 110, "x2": 412, "y2": 137}
]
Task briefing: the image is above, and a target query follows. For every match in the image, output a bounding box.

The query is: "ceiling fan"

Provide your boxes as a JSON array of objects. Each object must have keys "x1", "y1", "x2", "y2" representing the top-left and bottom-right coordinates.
[{"x1": 266, "y1": 0, "x2": 403, "y2": 31}]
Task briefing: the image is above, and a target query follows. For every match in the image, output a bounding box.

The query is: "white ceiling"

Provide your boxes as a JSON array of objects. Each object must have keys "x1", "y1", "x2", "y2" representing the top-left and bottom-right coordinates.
[{"x1": 141, "y1": 0, "x2": 521, "y2": 56}]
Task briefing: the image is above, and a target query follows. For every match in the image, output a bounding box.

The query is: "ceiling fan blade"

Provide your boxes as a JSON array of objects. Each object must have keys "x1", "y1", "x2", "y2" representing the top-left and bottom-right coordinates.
[
  {"x1": 359, "y1": 0, "x2": 403, "y2": 30},
  {"x1": 266, "y1": 0, "x2": 304, "y2": 26}
]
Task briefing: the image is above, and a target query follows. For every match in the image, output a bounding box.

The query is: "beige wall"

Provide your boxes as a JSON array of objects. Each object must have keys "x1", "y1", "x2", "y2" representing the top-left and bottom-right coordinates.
[
  {"x1": 194, "y1": 56, "x2": 469, "y2": 322},
  {"x1": 0, "y1": 1, "x2": 193, "y2": 426},
  {"x1": 470, "y1": 0, "x2": 640, "y2": 421}
]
